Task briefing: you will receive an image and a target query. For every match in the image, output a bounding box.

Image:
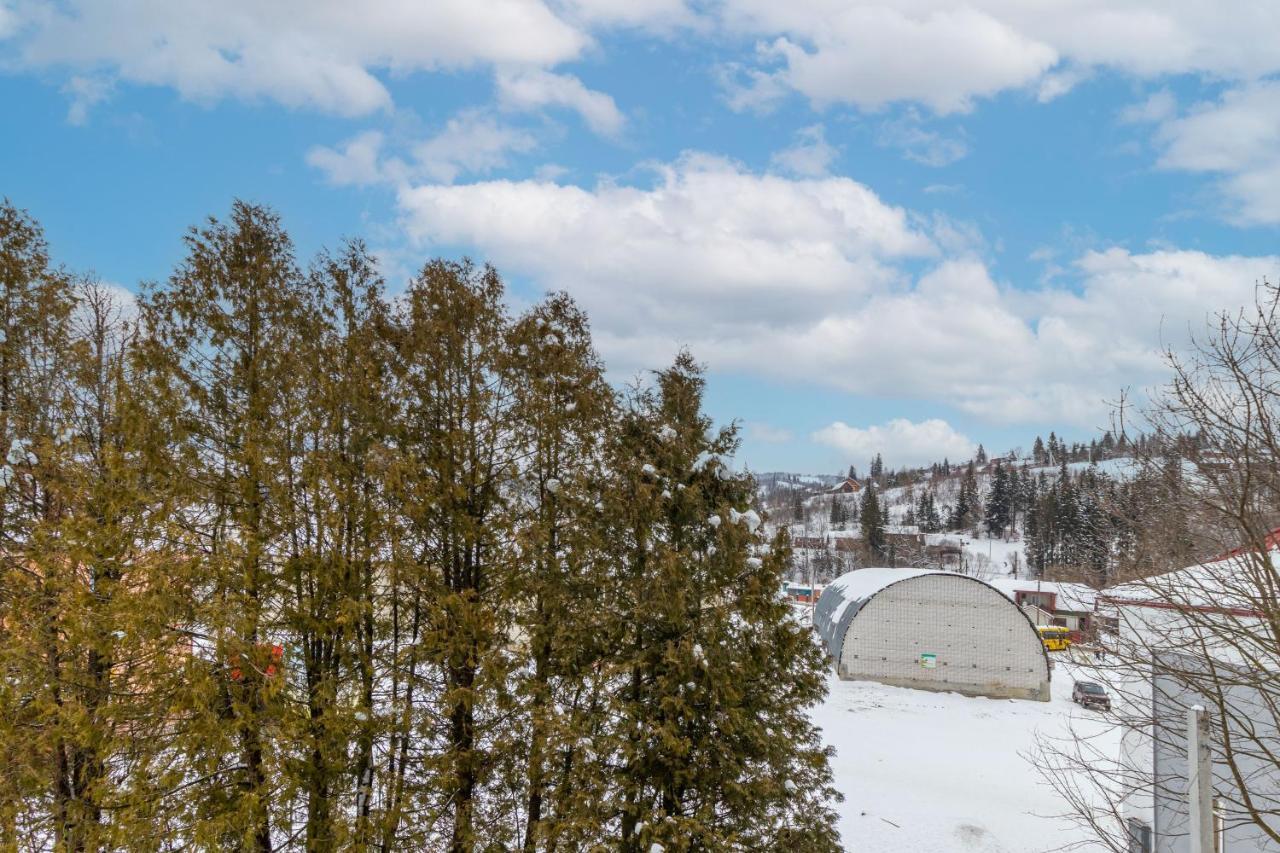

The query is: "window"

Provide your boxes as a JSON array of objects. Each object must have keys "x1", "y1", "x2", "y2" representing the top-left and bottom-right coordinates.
[{"x1": 1127, "y1": 818, "x2": 1151, "y2": 853}]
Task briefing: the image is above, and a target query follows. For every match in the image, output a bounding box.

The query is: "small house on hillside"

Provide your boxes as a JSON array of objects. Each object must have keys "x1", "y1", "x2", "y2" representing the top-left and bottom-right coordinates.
[
  {"x1": 988, "y1": 579, "x2": 1098, "y2": 639},
  {"x1": 828, "y1": 477, "x2": 862, "y2": 494}
]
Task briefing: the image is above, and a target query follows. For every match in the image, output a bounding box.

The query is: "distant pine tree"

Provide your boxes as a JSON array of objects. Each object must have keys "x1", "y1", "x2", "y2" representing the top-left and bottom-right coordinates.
[
  {"x1": 984, "y1": 463, "x2": 1012, "y2": 538},
  {"x1": 828, "y1": 494, "x2": 847, "y2": 527},
  {"x1": 860, "y1": 482, "x2": 886, "y2": 560}
]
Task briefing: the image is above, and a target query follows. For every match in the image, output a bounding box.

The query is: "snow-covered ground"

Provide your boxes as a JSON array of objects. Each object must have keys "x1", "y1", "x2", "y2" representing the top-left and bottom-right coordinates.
[
  {"x1": 925, "y1": 532, "x2": 1028, "y2": 579},
  {"x1": 1026, "y1": 457, "x2": 1139, "y2": 481},
  {"x1": 813, "y1": 656, "x2": 1119, "y2": 852}
]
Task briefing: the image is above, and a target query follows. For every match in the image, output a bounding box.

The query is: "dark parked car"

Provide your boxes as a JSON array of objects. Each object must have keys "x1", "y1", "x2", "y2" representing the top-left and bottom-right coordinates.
[{"x1": 1072, "y1": 680, "x2": 1111, "y2": 711}]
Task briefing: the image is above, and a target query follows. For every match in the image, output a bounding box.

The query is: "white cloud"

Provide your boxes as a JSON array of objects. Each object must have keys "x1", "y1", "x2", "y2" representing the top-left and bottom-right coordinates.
[
  {"x1": 876, "y1": 112, "x2": 968, "y2": 166},
  {"x1": 393, "y1": 152, "x2": 1280, "y2": 426},
  {"x1": 0, "y1": 4, "x2": 16, "y2": 39},
  {"x1": 747, "y1": 422, "x2": 794, "y2": 444},
  {"x1": 12, "y1": 0, "x2": 1280, "y2": 137},
  {"x1": 9, "y1": 0, "x2": 588, "y2": 116},
  {"x1": 1151, "y1": 81, "x2": 1280, "y2": 224},
  {"x1": 1036, "y1": 66, "x2": 1091, "y2": 103},
  {"x1": 726, "y1": 5, "x2": 1058, "y2": 114},
  {"x1": 398, "y1": 152, "x2": 934, "y2": 339},
  {"x1": 556, "y1": 0, "x2": 697, "y2": 32},
  {"x1": 719, "y1": 2, "x2": 1280, "y2": 115},
  {"x1": 812, "y1": 418, "x2": 976, "y2": 468},
  {"x1": 770, "y1": 124, "x2": 838, "y2": 176},
  {"x1": 307, "y1": 130, "x2": 392, "y2": 187},
  {"x1": 61, "y1": 74, "x2": 113, "y2": 125},
  {"x1": 412, "y1": 111, "x2": 538, "y2": 183},
  {"x1": 1120, "y1": 89, "x2": 1176, "y2": 124},
  {"x1": 496, "y1": 68, "x2": 625, "y2": 136},
  {"x1": 307, "y1": 112, "x2": 536, "y2": 187},
  {"x1": 534, "y1": 163, "x2": 570, "y2": 181}
]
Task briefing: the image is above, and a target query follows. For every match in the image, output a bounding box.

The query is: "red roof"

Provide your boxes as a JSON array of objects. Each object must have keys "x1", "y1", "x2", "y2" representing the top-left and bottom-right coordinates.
[{"x1": 1208, "y1": 526, "x2": 1280, "y2": 562}]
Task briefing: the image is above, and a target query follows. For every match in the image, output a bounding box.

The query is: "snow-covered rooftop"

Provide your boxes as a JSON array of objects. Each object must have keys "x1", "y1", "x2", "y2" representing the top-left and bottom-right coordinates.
[
  {"x1": 814, "y1": 568, "x2": 943, "y2": 658},
  {"x1": 1103, "y1": 551, "x2": 1280, "y2": 614},
  {"x1": 987, "y1": 578, "x2": 1097, "y2": 613}
]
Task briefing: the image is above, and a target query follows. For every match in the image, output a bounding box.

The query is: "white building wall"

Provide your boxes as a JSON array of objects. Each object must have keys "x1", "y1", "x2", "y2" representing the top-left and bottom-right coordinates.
[{"x1": 837, "y1": 573, "x2": 1050, "y2": 701}]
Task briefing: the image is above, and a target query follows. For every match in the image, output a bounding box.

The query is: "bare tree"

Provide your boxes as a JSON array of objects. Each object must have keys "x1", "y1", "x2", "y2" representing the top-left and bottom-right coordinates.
[{"x1": 1035, "y1": 280, "x2": 1280, "y2": 851}]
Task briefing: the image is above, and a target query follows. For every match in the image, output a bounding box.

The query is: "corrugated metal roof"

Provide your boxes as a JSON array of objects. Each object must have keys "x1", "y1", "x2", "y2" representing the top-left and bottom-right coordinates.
[{"x1": 812, "y1": 568, "x2": 945, "y2": 658}]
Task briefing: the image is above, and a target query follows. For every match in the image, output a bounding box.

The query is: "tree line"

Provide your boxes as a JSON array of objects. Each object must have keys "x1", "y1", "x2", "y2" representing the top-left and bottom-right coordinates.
[{"x1": 0, "y1": 200, "x2": 840, "y2": 852}]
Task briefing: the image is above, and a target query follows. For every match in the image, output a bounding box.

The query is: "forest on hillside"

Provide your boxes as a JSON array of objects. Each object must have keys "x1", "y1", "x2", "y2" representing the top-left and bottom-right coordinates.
[
  {"x1": 763, "y1": 430, "x2": 1215, "y2": 589},
  {"x1": 0, "y1": 200, "x2": 840, "y2": 852}
]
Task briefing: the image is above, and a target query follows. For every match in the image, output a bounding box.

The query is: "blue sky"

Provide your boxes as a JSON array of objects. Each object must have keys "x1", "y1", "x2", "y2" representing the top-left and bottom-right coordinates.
[{"x1": 3, "y1": 1, "x2": 1280, "y2": 473}]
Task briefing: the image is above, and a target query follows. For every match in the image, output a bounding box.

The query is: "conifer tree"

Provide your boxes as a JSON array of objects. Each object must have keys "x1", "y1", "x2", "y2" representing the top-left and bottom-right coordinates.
[
  {"x1": 984, "y1": 463, "x2": 1012, "y2": 538},
  {"x1": 948, "y1": 462, "x2": 980, "y2": 532},
  {"x1": 859, "y1": 482, "x2": 885, "y2": 560},
  {"x1": 389, "y1": 259, "x2": 521, "y2": 851},
  {"x1": 0, "y1": 201, "x2": 845, "y2": 852},
  {"x1": 278, "y1": 241, "x2": 392, "y2": 851},
  {"x1": 925, "y1": 492, "x2": 942, "y2": 533},
  {"x1": 604, "y1": 353, "x2": 839, "y2": 852},
  {"x1": 506, "y1": 292, "x2": 617, "y2": 852},
  {"x1": 140, "y1": 201, "x2": 311, "y2": 849},
  {"x1": 0, "y1": 202, "x2": 92, "y2": 847},
  {"x1": 828, "y1": 495, "x2": 846, "y2": 527}
]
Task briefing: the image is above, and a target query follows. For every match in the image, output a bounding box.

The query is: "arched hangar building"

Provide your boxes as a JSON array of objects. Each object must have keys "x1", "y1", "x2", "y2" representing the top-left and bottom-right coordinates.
[{"x1": 814, "y1": 568, "x2": 1051, "y2": 702}]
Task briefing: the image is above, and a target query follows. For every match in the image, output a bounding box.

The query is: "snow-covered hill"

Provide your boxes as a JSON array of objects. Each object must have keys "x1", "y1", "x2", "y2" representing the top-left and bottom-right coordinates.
[{"x1": 761, "y1": 455, "x2": 1140, "y2": 584}]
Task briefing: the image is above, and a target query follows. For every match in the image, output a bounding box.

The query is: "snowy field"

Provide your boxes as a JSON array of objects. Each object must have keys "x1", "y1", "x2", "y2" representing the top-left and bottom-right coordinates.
[{"x1": 812, "y1": 657, "x2": 1118, "y2": 852}]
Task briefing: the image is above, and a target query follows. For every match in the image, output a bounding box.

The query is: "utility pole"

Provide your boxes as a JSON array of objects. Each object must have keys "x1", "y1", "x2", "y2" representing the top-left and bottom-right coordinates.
[{"x1": 1188, "y1": 705, "x2": 1214, "y2": 853}]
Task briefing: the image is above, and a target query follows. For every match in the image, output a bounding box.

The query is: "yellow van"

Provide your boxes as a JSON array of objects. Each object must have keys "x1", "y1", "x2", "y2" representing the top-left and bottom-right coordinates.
[{"x1": 1037, "y1": 625, "x2": 1072, "y2": 651}]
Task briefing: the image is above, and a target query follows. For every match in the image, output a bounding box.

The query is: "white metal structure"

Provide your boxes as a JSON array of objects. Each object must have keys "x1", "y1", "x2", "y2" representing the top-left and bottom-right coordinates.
[{"x1": 813, "y1": 568, "x2": 1051, "y2": 701}]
